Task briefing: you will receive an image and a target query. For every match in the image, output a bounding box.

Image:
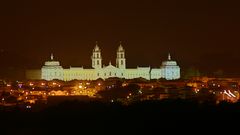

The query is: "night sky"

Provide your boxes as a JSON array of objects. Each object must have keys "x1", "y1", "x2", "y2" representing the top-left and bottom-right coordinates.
[{"x1": 0, "y1": 0, "x2": 240, "y2": 78}]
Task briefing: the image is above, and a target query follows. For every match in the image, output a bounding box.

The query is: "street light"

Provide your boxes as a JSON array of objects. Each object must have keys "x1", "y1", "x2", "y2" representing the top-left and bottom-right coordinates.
[
  {"x1": 1, "y1": 98, "x2": 4, "y2": 106},
  {"x1": 29, "y1": 83, "x2": 34, "y2": 86}
]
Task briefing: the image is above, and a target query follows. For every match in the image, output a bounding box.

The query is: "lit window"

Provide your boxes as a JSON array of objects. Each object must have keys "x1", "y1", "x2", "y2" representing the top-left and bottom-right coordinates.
[{"x1": 121, "y1": 54, "x2": 123, "y2": 58}]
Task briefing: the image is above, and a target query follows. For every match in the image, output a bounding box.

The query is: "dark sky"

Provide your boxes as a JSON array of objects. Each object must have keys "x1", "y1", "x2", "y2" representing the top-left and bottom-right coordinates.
[{"x1": 0, "y1": 0, "x2": 240, "y2": 77}]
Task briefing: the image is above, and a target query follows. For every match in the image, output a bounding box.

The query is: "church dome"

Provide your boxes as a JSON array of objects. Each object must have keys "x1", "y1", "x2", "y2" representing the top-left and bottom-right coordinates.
[
  {"x1": 44, "y1": 54, "x2": 61, "y2": 66},
  {"x1": 161, "y1": 53, "x2": 178, "y2": 66}
]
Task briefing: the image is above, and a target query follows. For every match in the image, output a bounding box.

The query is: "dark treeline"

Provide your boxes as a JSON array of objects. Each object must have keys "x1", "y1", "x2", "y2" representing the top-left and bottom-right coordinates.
[{"x1": 1, "y1": 99, "x2": 240, "y2": 134}]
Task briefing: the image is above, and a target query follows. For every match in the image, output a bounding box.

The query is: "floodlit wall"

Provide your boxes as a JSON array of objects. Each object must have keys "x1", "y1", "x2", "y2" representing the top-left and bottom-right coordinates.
[
  {"x1": 150, "y1": 68, "x2": 162, "y2": 79},
  {"x1": 41, "y1": 66, "x2": 64, "y2": 81}
]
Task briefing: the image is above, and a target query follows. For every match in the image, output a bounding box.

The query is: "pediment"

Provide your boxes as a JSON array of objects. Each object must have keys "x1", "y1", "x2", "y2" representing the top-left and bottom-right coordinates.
[{"x1": 104, "y1": 65, "x2": 117, "y2": 70}]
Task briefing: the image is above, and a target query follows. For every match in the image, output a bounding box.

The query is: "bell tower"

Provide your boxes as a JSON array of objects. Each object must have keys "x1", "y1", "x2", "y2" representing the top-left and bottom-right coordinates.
[
  {"x1": 91, "y1": 41, "x2": 102, "y2": 69},
  {"x1": 116, "y1": 41, "x2": 126, "y2": 69}
]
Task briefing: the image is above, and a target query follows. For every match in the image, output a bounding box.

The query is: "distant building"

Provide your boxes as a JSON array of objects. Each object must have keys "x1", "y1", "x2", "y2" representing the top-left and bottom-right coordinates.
[{"x1": 40, "y1": 42, "x2": 180, "y2": 81}]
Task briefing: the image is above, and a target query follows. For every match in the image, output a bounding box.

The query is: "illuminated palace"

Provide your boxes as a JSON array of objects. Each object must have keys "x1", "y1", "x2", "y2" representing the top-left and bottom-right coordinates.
[{"x1": 41, "y1": 42, "x2": 180, "y2": 81}]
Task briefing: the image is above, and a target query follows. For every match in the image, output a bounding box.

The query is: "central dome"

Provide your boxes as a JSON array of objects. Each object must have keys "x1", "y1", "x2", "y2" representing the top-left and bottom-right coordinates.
[{"x1": 44, "y1": 54, "x2": 60, "y2": 66}]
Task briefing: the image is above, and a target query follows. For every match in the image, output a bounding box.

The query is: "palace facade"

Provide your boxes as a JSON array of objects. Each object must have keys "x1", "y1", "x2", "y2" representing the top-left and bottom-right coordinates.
[{"x1": 41, "y1": 43, "x2": 180, "y2": 81}]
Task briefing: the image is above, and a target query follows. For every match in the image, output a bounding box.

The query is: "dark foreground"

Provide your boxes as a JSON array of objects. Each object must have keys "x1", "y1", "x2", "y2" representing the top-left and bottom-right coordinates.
[{"x1": 1, "y1": 99, "x2": 240, "y2": 134}]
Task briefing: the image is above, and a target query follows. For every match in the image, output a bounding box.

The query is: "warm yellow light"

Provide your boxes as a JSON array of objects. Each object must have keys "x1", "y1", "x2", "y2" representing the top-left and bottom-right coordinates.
[
  {"x1": 79, "y1": 85, "x2": 83, "y2": 89},
  {"x1": 98, "y1": 83, "x2": 101, "y2": 86}
]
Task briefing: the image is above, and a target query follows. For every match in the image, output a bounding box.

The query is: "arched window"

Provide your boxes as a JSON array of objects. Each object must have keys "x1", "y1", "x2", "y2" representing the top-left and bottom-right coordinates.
[{"x1": 121, "y1": 60, "x2": 123, "y2": 65}]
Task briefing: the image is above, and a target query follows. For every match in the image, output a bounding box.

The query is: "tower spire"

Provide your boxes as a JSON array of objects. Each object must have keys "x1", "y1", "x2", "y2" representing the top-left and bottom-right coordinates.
[
  {"x1": 92, "y1": 41, "x2": 102, "y2": 69},
  {"x1": 51, "y1": 53, "x2": 54, "y2": 60},
  {"x1": 118, "y1": 41, "x2": 124, "y2": 51},
  {"x1": 94, "y1": 41, "x2": 100, "y2": 51},
  {"x1": 168, "y1": 53, "x2": 171, "y2": 60},
  {"x1": 116, "y1": 41, "x2": 126, "y2": 69}
]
